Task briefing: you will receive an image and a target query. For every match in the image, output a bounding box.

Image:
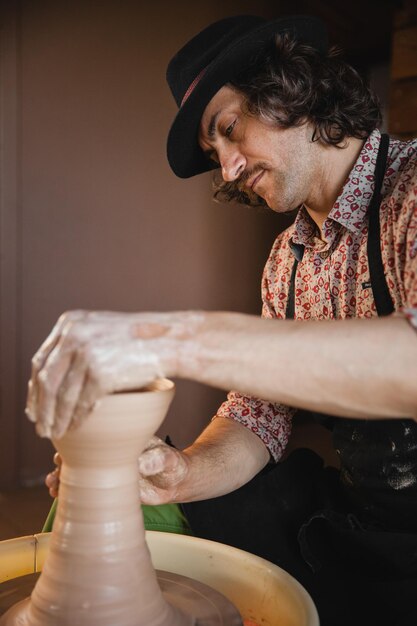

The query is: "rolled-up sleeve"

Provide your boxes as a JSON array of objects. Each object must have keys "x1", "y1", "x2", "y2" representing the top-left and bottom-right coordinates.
[
  {"x1": 216, "y1": 392, "x2": 296, "y2": 462},
  {"x1": 403, "y1": 176, "x2": 417, "y2": 315}
]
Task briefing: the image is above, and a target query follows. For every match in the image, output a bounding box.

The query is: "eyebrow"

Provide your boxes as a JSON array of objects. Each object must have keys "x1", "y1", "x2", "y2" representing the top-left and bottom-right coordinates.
[
  {"x1": 207, "y1": 111, "x2": 220, "y2": 139},
  {"x1": 200, "y1": 110, "x2": 221, "y2": 160}
]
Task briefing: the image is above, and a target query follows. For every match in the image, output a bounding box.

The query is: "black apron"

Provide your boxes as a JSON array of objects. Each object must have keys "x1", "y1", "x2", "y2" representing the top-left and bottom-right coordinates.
[{"x1": 183, "y1": 134, "x2": 417, "y2": 626}]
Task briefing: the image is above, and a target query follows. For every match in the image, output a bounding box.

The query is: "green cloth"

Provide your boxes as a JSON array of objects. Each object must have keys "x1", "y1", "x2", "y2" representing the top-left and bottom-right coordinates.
[
  {"x1": 42, "y1": 498, "x2": 192, "y2": 535},
  {"x1": 42, "y1": 498, "x2": 58, "y2": 532}
]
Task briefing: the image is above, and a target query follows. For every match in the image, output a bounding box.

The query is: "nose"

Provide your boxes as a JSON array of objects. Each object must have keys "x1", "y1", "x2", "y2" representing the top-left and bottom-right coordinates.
[{"x1": 219, "y1": 146, "x2": 246, "y2": 182}]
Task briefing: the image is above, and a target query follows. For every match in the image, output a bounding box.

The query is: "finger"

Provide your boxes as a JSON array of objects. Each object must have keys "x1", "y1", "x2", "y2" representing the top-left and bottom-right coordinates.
[
  {"x1": 26, "y1": 335, "x2": 62, "y2": 423},
  {"x1": 138, "y1": 438, "x2": 170, "y2": 478},
  {"x1": 34, "y1": 320, "x2": 89, "y2": 438},
  {"x1": 138, "y1": 477, "x2": 168, "y2": 506},
  {"x1": 45, "y1": 468, "x2": 60, "y2": 498},
  {"x1": 142, "y1": 436, "x2": 165, "y2": 452},
  {"x1": 45, "y1": 469, "x2": 56, "y2": 488},
  {"x1": 138, "y1": 447, "x2": 167, "y2": 476},
  {"x1": 138, "y1": 445, "x2": 180, "y2": 477},
  {"x1": 52, "y1": 351, "x2": 89, "y2": 439},
  {"x1": 26, "y1": 311, "x2": 85, "y2": 422},
  {"x1": 45, "y1": 467, "x2": 59, "y2": 488},
  {"x1": 48, "y1": 482, "x2": 59, "y2": 499},
  {"x1": 65, "y1": 370, "x2": 103, "y2": 435},
  {"x1": 34, "y1": 342, "x2": 75, "y2": 438},
  {"x1": 53, "y1": 452, "x2": 62, "y2": 467}
]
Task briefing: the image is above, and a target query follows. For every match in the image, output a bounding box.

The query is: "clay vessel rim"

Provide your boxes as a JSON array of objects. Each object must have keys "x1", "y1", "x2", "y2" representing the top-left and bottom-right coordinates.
[{"x1": 112, "y1": 378, "x2": 175, "y2": 395}]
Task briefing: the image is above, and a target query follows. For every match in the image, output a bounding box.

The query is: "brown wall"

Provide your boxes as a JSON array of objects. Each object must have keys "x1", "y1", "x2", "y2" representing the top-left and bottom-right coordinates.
[{"x1": 0, "y1": 0, "x2": 288, "y2": 487}]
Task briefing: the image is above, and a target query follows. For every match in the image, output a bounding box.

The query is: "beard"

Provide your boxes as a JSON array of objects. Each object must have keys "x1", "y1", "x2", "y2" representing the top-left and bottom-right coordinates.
[{"x1": 212, "y1": 156, "x2": 310, "y2": 214}]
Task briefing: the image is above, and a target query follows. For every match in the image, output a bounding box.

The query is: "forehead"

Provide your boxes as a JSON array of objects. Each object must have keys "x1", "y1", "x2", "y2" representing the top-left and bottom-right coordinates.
[{"x1": 199, "y1": 86, "x2": 245, "y2": 138}]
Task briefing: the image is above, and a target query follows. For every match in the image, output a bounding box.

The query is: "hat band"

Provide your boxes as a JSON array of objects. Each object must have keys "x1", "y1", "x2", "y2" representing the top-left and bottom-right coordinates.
[{"x1": 180, "y1": 67, "x2": 207, "y2": 107}]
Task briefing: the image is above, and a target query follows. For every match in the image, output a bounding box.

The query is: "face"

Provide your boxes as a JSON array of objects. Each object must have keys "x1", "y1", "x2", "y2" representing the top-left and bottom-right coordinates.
[{"x1": 198, "y1": 85, "x2": 320, "y2": 213}]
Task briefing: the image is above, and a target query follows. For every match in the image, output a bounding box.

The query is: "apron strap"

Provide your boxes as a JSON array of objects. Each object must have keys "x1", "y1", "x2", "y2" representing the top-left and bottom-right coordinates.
[
  {"x1": 366, "y1": 133, "x2": 394, "y2": 316},
  {"x1": 285, "y1": 257, "x2": 299, "y2": 319}
]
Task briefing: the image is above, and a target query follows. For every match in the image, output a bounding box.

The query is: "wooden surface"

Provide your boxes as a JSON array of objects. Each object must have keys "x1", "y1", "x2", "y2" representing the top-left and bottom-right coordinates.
[
  {"x1": 389, "y1": 79, "x2": 417, "y2": 137},
  {"x1": 391, "y1": 25, "x2": 417, "y2": 80},
  {"x1": 389, "y1": 1, "x2": 417, "y2": 139}
]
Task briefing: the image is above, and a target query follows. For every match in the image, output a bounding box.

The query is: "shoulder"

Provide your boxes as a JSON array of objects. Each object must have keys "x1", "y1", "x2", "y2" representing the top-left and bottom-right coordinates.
[
  {"x1": 382, "y1": 136, "x2": 417, "y2": 235},
  {"x1": 385, "y1": 135, "x2": 417, "y2": 204},
  {"x1": 268, "y1": 222, "x2": 294, "y2": 256},
  {"x1": 263, "y1": 223, "x2": 295, "y2": 277}
]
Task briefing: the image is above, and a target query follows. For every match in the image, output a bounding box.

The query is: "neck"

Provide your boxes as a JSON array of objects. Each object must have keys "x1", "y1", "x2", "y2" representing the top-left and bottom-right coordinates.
[{"x1": 305, "y1": 136, "x2": 365, "y2": 233}]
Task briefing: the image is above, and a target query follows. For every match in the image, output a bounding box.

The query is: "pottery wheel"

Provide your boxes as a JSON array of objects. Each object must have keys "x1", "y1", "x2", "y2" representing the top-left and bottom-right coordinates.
[{"x1": 0, "y1": 571, "x2": 243, "y2": 625}]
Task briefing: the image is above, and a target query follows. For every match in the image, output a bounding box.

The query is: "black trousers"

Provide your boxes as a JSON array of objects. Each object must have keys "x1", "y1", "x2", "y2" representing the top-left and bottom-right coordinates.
[{"x1": 182, "y1": 449, "x2": 417, "y2": 626}]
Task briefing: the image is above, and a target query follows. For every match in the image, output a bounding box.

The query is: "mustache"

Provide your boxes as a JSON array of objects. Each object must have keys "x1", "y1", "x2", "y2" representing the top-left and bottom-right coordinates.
[
  {"x1": 237, "y1": 164, "x2": 266, "y2": 191},
  {"x1": 212, "y1": 163, "x2": 268, "y2": 208}
]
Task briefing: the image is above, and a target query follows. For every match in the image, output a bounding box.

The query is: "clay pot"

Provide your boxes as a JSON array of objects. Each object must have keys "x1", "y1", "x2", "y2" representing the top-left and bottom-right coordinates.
[{"x1": 0, "y1": 379, "x2": 192, "y2": 626}]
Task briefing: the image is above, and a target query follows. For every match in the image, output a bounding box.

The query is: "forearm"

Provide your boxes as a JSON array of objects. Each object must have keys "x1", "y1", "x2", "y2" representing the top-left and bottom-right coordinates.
[
  {"x1": 28, "y1": 308, "x2": 417, "y2": 438},
  {"x1": 177, "y1": 312, "x2": 417, "y2": 420},
  {"x1": 173, "y1": 416, "x2": 270, "y2": 502}
]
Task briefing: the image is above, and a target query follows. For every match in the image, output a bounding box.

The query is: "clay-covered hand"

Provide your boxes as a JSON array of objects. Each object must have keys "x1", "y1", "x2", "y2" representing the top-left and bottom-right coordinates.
[
  {"x1": 44, "y1": 438, "x2": 188, "y2": 505},
  {"x1": 45, "y1": 452, "x2": 62, "y2": 498},
  {"x1": 138, "y1": 437, "x2": 190, "y2": 505},
  {"x1": 25, "y1": 310, "x2": 203, "y2": 439}
]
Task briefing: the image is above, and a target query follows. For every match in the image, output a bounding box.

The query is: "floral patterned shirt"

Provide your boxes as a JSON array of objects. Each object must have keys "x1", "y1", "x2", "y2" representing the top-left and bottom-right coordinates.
[{"x1": 217, "y1": 130, "x2": 417, "y2": 461}]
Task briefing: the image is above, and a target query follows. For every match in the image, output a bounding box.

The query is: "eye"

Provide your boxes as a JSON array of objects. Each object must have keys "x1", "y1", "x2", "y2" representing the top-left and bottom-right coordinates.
[{"x1": 225, "y1": 120, "x2": 236, "y2": 137}]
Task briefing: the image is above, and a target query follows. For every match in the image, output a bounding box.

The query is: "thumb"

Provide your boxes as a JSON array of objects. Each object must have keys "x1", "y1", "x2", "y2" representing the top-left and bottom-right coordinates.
[{"x1": 138, "y1": 444, "x2": 181, "y2": 477}]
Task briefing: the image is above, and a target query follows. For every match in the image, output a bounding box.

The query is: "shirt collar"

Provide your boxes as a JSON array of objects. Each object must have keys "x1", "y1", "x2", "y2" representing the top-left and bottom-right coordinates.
[{"x1": 290, "y1": 129, "x2": 382, "y2": 251}]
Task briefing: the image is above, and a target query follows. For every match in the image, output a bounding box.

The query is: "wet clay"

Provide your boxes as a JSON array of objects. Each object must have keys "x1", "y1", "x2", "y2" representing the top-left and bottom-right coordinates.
[{"x1": 0, "y1": 379, "x2": 193, "y2": 626}]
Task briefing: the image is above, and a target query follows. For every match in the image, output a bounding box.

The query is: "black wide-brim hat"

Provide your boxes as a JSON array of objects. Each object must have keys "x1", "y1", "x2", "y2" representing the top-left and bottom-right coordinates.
[{"x1": 166, "y1": 14, "x2": 328, "y2": 178}]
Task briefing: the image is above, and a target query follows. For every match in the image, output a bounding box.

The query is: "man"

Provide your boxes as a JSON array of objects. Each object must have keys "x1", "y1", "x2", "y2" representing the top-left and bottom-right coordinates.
[{"x1": 29, "y1": 15, "x2": 417, "y2": 626}]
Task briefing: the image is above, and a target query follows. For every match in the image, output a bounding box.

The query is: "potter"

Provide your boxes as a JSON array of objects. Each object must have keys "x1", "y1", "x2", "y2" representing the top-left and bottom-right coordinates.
[{"x1": 28, "y1": 13, "x2": 417, "y2": 626}]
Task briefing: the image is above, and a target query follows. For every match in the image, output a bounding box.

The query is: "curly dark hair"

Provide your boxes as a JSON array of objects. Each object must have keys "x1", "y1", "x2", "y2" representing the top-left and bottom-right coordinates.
[{"x1": 213, "y1": 33, "x2": 382, "y2": 207}]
